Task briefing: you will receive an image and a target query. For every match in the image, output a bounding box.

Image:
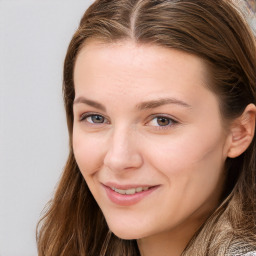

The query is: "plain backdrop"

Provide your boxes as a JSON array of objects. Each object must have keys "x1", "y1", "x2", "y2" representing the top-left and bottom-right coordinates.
[{"x1": 0, "y1": 1, "x2": 91, "y2": 255}]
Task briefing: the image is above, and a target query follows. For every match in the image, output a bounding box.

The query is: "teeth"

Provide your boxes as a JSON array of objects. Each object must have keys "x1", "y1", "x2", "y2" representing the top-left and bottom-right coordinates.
[
  {"x1": 111, "y1": 186, "x2": 150, "y2": 195},
  {"x1": 126, "y1": 188, "x2": 136, "y2": 195},
  {"x1": 136, "y1": 187, "x2": 143, "y2": 193},
  {"x1": 114, "y1": 188, "x2": 126, "y2": 194}
]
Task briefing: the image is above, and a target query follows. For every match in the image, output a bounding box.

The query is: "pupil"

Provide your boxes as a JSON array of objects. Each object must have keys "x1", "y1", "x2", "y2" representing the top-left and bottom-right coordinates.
[
  {"x1": 92, "y1": 115, "x2": 104, "y2": 123},
  {"x1": 157, "y1": 117, "x2": 169, "y2": 126}
]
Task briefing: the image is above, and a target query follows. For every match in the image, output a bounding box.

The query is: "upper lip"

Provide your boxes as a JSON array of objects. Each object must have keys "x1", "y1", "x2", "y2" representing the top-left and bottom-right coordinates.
[{"x1": 103, "y1": 182, "x2": 158, "y2": 190}]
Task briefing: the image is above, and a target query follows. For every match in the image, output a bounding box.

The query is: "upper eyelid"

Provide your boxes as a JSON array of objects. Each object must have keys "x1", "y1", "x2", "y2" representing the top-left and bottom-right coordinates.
[
  {"x1": 146, "y1": 113, "x2": 179, "y2": 123},
  {"x1": 80, "y1": 112, "x2": 107, "y2": 119}
]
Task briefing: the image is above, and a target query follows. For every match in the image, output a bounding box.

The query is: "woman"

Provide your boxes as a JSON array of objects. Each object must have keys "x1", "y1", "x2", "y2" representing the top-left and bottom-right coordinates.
[{"x1": 37, "y1": 0, "x2": 256, "y2": 255}]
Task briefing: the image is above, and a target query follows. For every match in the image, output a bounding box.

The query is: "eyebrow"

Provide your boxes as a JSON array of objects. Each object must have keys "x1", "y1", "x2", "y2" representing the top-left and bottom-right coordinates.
[
  {"x1": 73, "y1": 97, "x2": 106, "y2": 111},
  {"x1": 73, "y1": 96, "x2": 191, "y2": 111},
  {"x1": 137, "y1": 97, "x2": 191, "y2": 110}
]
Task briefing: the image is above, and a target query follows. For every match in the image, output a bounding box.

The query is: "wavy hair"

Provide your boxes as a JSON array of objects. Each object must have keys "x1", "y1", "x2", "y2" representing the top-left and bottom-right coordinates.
[{"x1": 37, "y1": 0, "x2": 256, "y2": 255}]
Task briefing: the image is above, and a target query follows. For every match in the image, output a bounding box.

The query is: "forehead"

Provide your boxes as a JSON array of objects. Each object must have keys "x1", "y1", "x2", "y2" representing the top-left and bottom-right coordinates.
[
  {"x1": 74, "y1": 40, "x2": 207, "y2": 81},
  {"x1": 73, "y1": 40, "x2": 214, "y2": 109}
]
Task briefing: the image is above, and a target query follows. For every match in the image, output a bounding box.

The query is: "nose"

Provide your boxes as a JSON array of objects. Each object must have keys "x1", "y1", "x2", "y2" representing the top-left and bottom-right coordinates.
[{"x1": 103, "y1": 126, "x2": 143, "y2": 172}]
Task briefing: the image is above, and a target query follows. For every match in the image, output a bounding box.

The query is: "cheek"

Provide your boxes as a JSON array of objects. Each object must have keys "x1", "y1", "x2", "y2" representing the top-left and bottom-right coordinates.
[
  {"x1": 72, "y1": 129, "x2": 106, "y2": 176},
  {"x1": 143, "y1": 130, "x2": 226, "y2": 218},
  {"x1": 144, "y1": 126, "x2": 225, "y2": 178}
]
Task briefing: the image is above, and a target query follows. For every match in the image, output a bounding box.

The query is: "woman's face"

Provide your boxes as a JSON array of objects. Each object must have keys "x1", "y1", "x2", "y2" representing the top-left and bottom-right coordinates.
[{"x1": 73, "y1": 40, "x2": 231, "y2": 240}]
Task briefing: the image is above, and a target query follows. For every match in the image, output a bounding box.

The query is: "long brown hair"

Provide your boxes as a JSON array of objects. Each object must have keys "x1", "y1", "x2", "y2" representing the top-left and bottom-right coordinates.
[{"x1": 37, "y1": 0, "x2": 256, "y2": 255}]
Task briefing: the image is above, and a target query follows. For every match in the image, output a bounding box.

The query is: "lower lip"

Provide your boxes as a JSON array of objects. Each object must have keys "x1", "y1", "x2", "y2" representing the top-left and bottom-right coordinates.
[{"x1": 103, "y1": 185, "x2": 159, "y2": 206}]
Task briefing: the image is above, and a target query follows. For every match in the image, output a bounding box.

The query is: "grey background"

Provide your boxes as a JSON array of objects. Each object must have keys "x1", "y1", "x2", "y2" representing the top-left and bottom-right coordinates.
[
  {"x1": 0, "y1": 1, "x2": 91, "y2": 255},
  {"x1": 0, "y1": 1, "x2": 255, "y2": 256}
]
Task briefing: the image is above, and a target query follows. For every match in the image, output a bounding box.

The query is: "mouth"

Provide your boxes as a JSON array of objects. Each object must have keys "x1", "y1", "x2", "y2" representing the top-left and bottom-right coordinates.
[
  {"x1": 110, "y1": 186, "x2": 151, "y2": 195},
  {"x1": 102, "y1": 183, "x2": 159, "y2": 206}
]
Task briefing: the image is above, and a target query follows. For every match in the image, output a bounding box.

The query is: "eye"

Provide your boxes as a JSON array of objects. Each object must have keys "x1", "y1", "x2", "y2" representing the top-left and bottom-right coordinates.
[
  {"x1": 154, "y1": 117, "x2": 171, "y2": 126},
  {"x1": 80, "y1": 113, "x2": 108, "y2": 124},
  {"x1": 147, "y1": 116, "x2": 177, "y2": 128},
  {"x1": 88, "y1": 115, "x2": 105, "y2": 124}
]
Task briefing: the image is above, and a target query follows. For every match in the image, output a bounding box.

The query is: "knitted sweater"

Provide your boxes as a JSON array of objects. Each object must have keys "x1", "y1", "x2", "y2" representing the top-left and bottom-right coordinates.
[{"x1": 240, "y1": 253, "x2": 256, "y2": 256}]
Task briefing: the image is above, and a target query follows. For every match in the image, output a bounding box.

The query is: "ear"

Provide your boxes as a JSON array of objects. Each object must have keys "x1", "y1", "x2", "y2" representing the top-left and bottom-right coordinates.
[{"x1": 227, "y1": 104, "x2": 256, "y2": 158}]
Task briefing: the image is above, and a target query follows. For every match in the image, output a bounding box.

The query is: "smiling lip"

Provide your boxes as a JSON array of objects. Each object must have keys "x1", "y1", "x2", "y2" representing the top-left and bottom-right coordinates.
[{"x1": 102, "y1": 183, "x2": 159, "y2": 206}]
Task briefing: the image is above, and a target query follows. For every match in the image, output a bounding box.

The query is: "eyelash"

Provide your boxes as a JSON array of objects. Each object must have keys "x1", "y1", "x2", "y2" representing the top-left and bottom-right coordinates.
[
  {"x1": 146, "y1": 115, "x2": 178, "y2": 130},
  {"x1": 79, "y1": 113, "x2": 178, "y2": 129},
  {"x1": 79, "y1": 112, "x2": 109, "y2": 124}
]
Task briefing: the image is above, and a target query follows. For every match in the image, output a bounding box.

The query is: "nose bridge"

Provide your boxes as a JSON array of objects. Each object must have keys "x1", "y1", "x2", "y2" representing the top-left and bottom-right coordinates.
[{"x1": 104, "y1": 124, "x2": 143, "y2": 171}]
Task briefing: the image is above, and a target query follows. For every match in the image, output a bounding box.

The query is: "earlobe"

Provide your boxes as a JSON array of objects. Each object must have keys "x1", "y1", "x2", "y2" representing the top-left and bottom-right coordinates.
[{"x1": 227, "y1": 104, "x2": 256, "y2": 158}]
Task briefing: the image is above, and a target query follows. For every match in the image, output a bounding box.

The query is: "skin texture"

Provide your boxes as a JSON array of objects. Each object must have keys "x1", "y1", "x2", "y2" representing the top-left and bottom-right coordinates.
[{"x1": 72, "y1": 40, "x2": 236, "y2": 256}]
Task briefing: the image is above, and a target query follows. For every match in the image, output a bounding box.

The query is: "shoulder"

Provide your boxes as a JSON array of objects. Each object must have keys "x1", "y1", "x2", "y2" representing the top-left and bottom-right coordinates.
[
  {"x1": 240, "y1": 253, "x2": 256, "y2": 256},
  {"x1": 226, "y1": 240, "x2": 256, "y2": 256}
]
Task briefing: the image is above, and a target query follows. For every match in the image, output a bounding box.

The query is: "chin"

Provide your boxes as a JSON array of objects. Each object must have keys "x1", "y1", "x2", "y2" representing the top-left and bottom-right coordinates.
[
  {"x1": 107, "y1": 221, "x2": 150, "y2": 240},
  {"x1": 109, "y1": 226, "x2": 140, "y2": 240},
  {"x1": 112, "y1": 231, "x2": 138, "y2": 240},
  {"x1": 103, "y1": 209, "x2": 155, "y2": 240}
]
